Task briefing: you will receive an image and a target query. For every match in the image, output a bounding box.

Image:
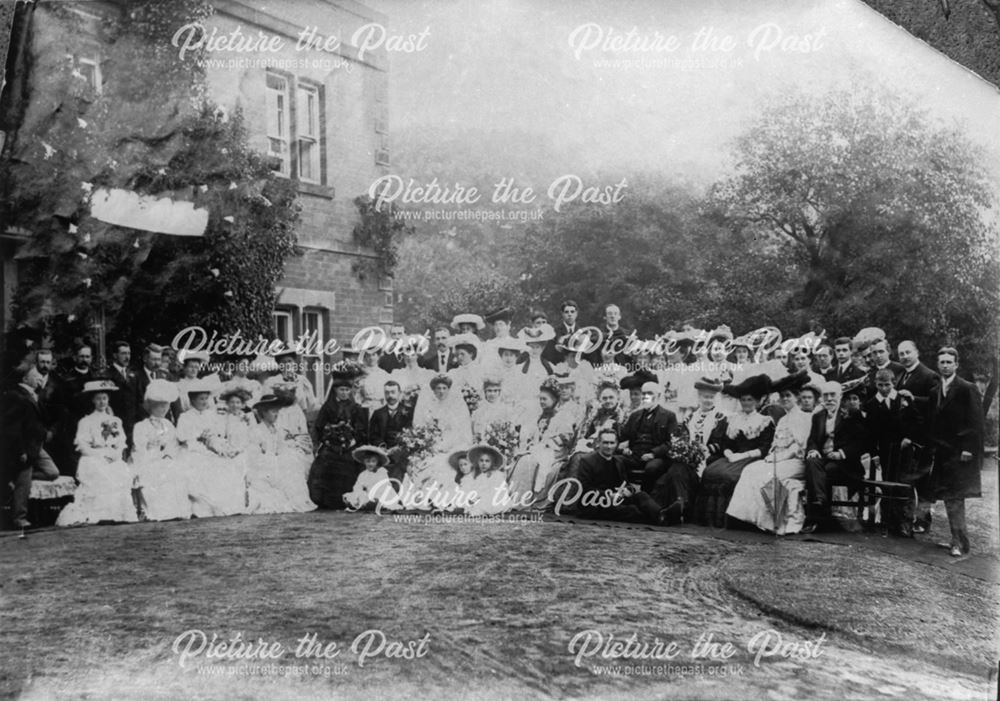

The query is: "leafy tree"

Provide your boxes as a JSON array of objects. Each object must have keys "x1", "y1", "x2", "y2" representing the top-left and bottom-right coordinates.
[
  {"x1": 709, "y1": 82, "x2": 999, "y2": 369},
  {"x1": 0, "y1": 0, "x2": 300, "y2": 353}
]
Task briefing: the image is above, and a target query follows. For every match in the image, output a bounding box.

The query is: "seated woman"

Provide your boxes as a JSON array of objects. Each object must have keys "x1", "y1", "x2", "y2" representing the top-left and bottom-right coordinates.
[
  {"x1": 217, "y1": 383, "x2": 257, "y2": 459},
  {"x1": 727, "y1": 373, "x2": 813, "y2": 534},
  {"x1": 176, "y1": 377, "x2": 246, "y2": 517},
  {"x1": 57, "y1": 380, "x2": 138, "y2": 526},
  {"x1": 404, "y1": 374, "x2": 474, "y2": 505},
  {"x1": 308, "y1": 367, "x2": 368, "y2": 509},
  {"x1": 506, "y1": 377, "x2": 576, "y2": 512},
  {"x1": 132, "y1": 379, "x2": 189, "y2": 522},
  {"x1": 471, "y1": 376, "x2": 518, "y2": 443},
  {"x1": 678, "y1": 377, "x2": 728, "y2": 479},
  {"x1": 246, "y1": 394, "x2": 315, "y2": 514},
  {"x1": 695, "y1": 374, "x2": 775, "y2": 527},
  {"x1": 465, "y1": 444, "x2": 510, "y2": 516}
]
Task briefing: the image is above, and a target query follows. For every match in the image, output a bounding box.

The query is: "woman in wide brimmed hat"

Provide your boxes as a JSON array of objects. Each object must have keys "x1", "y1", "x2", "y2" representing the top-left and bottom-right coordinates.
[
  {"x1": 693, "y1": 374, "x2": 776, "y2": 528},
  {"x1": 308, "y1": 362, "x2": 369, "y2": 510},
  {"x1": 451, "y1": 313, "x2": 486, "y2": 335},
  {"x1": 56, "y1": 380, "x2": 138, "y2": 526},
  {"x1": 174, "y1": 376, "x2": 246, "y2": 518},
  {"x1": 244, "y1": 394, "x2": 315, "y2": 514},
  {"x1": 677, "y1": 378, "x2": 728, "y2": 475},
  {"x1": 132, "y1": 380, "x2": 190, "y2": 522},
  {"x1": 727, "y1": 370, "x2": 813, "y2": 535}
]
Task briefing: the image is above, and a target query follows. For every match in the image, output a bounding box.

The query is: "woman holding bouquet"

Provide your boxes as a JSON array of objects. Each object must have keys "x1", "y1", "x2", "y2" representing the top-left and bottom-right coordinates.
[
  {"x1": 176, "y1": 377, "x2": 247, "y2": 517},
  {"x1": 56, "y1": 380, "x2": 138, "y2": 526},
  {"x1": 694, "y1": 374, "x2": 775, "y2": 527},
  {"x1": 132, "y1": 379, "x2": 189, "y2": 521},
  {"x1": 506, "y1": 377, "x2": 576, "y2": 511},
  {"x1": 308, "y1": 365, "x2": 369, "y2": 509},
  {"x1": 471, "y1": 377, "x2": 518, "y2": 443},
  {"x1": 403, "y1": 375, "x2": 473, "y2": 506}
]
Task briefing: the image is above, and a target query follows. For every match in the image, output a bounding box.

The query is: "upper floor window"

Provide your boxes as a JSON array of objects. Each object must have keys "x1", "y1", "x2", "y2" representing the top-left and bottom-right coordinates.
[{"x1": 265, "y1": 72, "x2": 326, "y2": 184}]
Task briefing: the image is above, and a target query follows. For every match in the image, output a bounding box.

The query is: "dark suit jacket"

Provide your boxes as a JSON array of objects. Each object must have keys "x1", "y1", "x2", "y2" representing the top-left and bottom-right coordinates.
[
  {"x1": 830, "y1": 362, "x2": 866, "y2": 386},
  {"x1": 378, "y1": 353, "x2": 406, "y2": 373},
  {"x1": 35, "y1": 373, "x2": 63, "y2": 431},
  {"x1": 542, "y1": 323, "x2": 578, "y2": 364},
  {"x1": 577, "y1": 451, "x2": 630, "y2": 503},
  {"x1": 418, "y1": 349, "x2": 459, "y2": 373},
  {"x1": 369, "y1": 404, "x2": 413, "y2": 449},
  {"x1": 108, "y1": 364, "x2": 139, "y2": 433},
  {"x1": 619, "y1": 405, "x2": 678, "y2": 461},
  {"x1": 1, "y1": 385, "x2": 47, "y2": 472},
  {"x1": 894, "y1": 362, "x2": 938, "y2": 435},
  {"x1": 929, "y1": 375, "x2": 984, "y2": 499},
  {"x1": 135, "y1": 366, "x2": 169, "y2": 422},
  {"x1": 806, "y1": 407, "x2": 871, "y2": 466}
]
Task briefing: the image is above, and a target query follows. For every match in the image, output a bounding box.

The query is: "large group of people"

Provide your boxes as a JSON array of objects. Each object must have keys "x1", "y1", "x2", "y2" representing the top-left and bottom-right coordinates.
[{"x1": 1, "y1": 301, "x2": 989, "y2": 557}]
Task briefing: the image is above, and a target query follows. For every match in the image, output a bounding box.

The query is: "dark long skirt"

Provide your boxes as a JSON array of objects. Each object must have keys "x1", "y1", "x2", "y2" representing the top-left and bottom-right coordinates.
[
  {"x1": 307, "y1": 448, "x2": 360, "y2": 509},
  {"x1": 694, "y1": 456, "x2": 757, "y2": 527}
]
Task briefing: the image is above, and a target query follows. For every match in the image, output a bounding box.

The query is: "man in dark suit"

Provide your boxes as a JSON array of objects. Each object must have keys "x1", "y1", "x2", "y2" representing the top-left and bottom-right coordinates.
[
  {"x1": 863, "y1": 369, "x2": 910, "y2": 535},
  {"x1": 803, "y1": 380, "x2": 872, "y2": 532},
  {"x1": 378, "y1": 325, "x2": 408, "y2": 373},
  {"x1": 830, "y1": 337, "x2": 866, "y2": 385},
  {"x1": 865, "y1": 338, "x2": 905, "y2": 399},
  {"x1": 33, "y1": 349, "x2": 64, "y2": 469},
  {"x1": 922, "y1": 347, "x2": 984, "y2": 556},
  {"x1": 586, "y1": 303, "x2": 632, "y2": 365},
  {"x1": 543, "y1": 299, "x2": 580, "y2": 364},
  {"x1": 107, "y1": 341, "x2": 139, "y2": 446},
  {"x1": 894, "y1": 340, "x2": 939, "y2": 532},
  {"x1": 617, "y1": 382, "x2": 688, "y2": 523},
  {"x1": 53, "y1": 344, "x2": 95, "y2": 476},
  {"x1": 369, "y1": 380, "x2": 413, "y2": 483},
  {"x1": 135, "y1": 344, "x2": 168, "y2": 423},
  {"x1": 1, "y1": 366, "x2": 60, "y2": 529},
  {"x1": 575, "y1": 428, "x2": 661, "y2": 523},
  {"x1": 419, "y1": 327, "x2": 459, "y2": 372},
  {"x1": 813, "y1": 344, "x2": 835, "y2": 381}
]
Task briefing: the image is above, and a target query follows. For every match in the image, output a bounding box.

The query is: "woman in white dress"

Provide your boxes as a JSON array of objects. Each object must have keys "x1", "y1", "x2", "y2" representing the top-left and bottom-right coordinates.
[
  {"x1": 174, "y1": 350, "x2": 210, "y2": 413},
  {"x1": 471, "y1": 377, "x2": 518, "y2": 442},
  {"x1": 506, "y1": 378, "x2": 576, "y2": 512},
  {"x1": 57, "y1": 380, "x2": 137, "y2": 526},
  {"x1": 491, "y1": 338, "x2": 529, "y2": 408},
  {"x1": 727, "y1": 373, "x2": 813, "y2": 534},
  {"x1": 447, "y1": 334, "x2": 484, "y2": 399},
  {"x1": 391, "y1": 348, "x2": 433, "y2": 411},
  {"x1": 245, "y1": 394, "x2": 315, "y2": 514},
  {"x1": 404, "y1": 375, "x2": 473, "y2": 505},
  {"x1": 176, "y1": 377, "x2": 246, "y2": 517},
  {"x1": 132, "y1": 379, "x2": 189, "y2": 521}
]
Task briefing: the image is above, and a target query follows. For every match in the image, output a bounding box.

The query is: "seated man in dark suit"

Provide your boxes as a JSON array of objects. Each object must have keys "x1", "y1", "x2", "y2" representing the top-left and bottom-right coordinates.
[
  {"x1": 368, "y1": 380, "x2": 413, "y2": 483},
  {"x1": 803, "y1": 380, "x2": 872, "y2": 532},
  {"x1": 576, "y1": 429, "x2": 661, "y2": 523}
]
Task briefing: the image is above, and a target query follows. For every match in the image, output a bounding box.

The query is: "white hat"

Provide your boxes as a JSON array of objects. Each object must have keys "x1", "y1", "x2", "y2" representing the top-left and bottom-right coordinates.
[
  {"x1": 519, "y1": 324, "x2": 556, "y2": 344},
  {"x1": 450, "y1": 313, "x2": 485, "y2": 331},
  {"x1": 144, "y1": 379, "x2": 179, "y2": 403}
]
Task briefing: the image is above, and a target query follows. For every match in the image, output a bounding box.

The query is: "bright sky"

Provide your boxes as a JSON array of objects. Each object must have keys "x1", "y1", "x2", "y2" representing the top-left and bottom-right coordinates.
[{"x1": 367, "y1": 0, "x2": 1000, "y2": 184}]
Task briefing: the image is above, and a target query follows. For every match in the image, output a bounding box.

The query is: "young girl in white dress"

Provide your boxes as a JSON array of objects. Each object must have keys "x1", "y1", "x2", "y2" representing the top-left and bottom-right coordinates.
[
  {"x1": 132, "y1": 379, "x2": 190, "y2": 521},
  {"x1": 176, "y1": 378, "x2": 247, "y2": 517},
  {"x1": 344, "y1": 445, "x2": 399, "y2": 511},
  {"x1": 245, "y1": 394, "x2": 315, "y2": 514},
  {"x1": 465, "y1": 444, "x2": 510, "y2": 516},
  {"x1": 57, "y1": 380, "x2": 138, "y2": 526}
]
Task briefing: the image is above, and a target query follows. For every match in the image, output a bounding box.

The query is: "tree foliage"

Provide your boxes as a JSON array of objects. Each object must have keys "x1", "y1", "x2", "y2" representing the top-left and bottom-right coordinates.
[{"x1": 1, "y1": 0, "x2": 300, "y2": 350}]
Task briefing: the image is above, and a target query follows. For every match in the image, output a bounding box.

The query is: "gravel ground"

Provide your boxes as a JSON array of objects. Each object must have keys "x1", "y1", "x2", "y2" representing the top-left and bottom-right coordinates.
[{"x1": 1, "y1": 497, "x2": 996, "y2": 701}]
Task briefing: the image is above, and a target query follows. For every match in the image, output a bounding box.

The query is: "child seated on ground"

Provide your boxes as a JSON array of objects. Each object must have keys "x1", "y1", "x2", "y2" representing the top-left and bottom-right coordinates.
[
  {"x1": 344, "y1": 445, "x2": 399, "y2": 511},
  {"x1": 431, "y1": 450, "x2": 474, "y2": 513},
  {"x1": 466, "y1": 444, "x2": 511, "y2": 517}
]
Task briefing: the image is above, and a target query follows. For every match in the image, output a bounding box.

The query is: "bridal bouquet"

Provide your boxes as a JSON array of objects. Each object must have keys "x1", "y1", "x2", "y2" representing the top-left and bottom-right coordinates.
[
  {"x1": 398, "y1": 420, "x2": 442, "y2": 463},
  {"x1": 100, "y1": 420, "x2": 121, "y2": 442},
  {"x1": 482, "y1": 420, "x2": 519, "y2": 466},
  {"x1": 669, "y1": 430, "x2": 707, "y2": 468},
  {"x1": 460, "y1": 385, "x2": 481, "y2": 413}
]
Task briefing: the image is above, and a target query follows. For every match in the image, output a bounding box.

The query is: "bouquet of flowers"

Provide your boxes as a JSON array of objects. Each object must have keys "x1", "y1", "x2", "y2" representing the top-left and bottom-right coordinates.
[
  {"x1": 460, "y1": 385, "x2": 481, "y2": 413},
  {"x1": 669, "y1": 430, "x2": 707, "y2": 468},
  {"x1": 483, "y1": 420, "x2": 520, "y2": 466},
  {"x1": 100, "y1": 420, "x2": 121, "y2": 442},
  {"x1": 320, "y1": 421, "x2": 355, "y2": 453},
  {"x1": 330, "y1": 359, "x2": 365, "y2": 378},
  {"x1": 398, "y1": 420, "x2": 442, "y2": 463}
]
